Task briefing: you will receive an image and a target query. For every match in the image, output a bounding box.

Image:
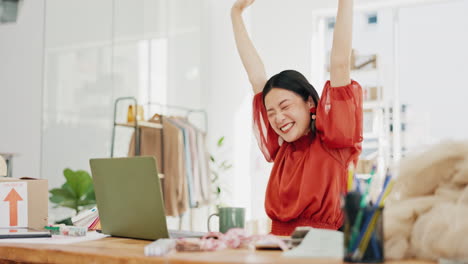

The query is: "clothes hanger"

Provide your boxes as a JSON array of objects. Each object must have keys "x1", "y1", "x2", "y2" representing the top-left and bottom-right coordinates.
[{"x1": 149, "y1": 113, "x2": 162, "y2": 122}]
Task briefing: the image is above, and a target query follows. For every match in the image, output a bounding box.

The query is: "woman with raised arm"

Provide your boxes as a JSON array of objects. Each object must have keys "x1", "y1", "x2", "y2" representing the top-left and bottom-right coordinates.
[{"x1": 231, "y1": 0, "x2": 363, "y2": 236}]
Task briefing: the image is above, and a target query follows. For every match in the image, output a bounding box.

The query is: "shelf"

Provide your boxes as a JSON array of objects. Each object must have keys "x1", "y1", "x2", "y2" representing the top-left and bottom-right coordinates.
[{"x1": 115, "y1": 121, "x2": 162, "y2": 129}]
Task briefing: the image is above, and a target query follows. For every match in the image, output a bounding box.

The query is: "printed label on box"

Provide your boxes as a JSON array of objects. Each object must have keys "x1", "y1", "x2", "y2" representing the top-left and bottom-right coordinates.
[{"x1": 0, "y1": 182, "x2": 28, "y2": 227}]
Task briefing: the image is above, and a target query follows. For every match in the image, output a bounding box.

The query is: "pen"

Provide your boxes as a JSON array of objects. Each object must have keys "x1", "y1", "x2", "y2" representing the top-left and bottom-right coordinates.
[
  {"x1": 347, "y1": 165, "x2": 376, "y2": 253},
  {"x1": 347, "y1": 163, "x2": 355, "y2": 192},
  {"x1": 353, "y1": 177, "x2": 394, "y2": 259}
]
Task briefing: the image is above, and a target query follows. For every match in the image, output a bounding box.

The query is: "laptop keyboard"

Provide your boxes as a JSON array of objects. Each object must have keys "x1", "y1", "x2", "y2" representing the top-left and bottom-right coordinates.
[{"x1": 168, "y1": 230, "x2": 206, "y2": 239}]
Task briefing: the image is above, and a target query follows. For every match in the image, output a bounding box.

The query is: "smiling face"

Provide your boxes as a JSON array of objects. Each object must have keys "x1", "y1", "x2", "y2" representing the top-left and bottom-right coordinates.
[{"x1": 264, "y1": 88, "x2": 314, "y2": 142}]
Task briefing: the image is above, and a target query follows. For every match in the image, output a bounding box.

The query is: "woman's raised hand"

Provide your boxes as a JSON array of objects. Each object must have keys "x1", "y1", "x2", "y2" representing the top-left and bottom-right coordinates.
[
  {"x1": 232, "y1": 0, "x2": 255, "y2": 13},
  {"x1": 231, "y1": 0, "x2": 266, "y2": 94}
]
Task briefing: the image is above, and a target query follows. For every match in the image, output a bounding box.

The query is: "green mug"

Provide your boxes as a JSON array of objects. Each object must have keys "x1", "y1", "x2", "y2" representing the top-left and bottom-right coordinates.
[{"x1": 207, "y1": 207, "x2": 245, "y2": 233}]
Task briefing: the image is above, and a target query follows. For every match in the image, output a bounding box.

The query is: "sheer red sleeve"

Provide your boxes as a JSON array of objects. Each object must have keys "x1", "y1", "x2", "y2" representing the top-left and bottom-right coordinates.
[
  {"x1": 252, "y1": 92, "x2": 280, "y2": 162},
  {"x1": 316, "y1": 80, "x2": 363, "y2": 149}
]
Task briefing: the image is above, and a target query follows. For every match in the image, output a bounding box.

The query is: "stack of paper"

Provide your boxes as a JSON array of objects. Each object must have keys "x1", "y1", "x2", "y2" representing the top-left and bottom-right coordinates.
[
  {"x1": 282, "y1": 228, "x2": 343, "y2": 258},
  {"x1": 71, "y1": 207, "x2": 101, "y2": 230}
]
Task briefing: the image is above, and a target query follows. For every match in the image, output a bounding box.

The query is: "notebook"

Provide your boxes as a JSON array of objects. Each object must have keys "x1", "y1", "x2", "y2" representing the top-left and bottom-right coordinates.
[{"x1": 89, "y1": 156, "x2": 205, "y2": 240}]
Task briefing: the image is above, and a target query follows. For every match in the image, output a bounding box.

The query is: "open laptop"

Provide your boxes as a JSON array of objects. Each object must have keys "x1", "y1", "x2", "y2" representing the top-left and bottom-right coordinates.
[{"x1": 89, "y1": 156, "x2": 205, "y2": 240}]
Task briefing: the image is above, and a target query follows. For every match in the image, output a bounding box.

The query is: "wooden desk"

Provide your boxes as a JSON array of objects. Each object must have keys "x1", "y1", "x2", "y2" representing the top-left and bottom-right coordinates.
[{"x1": 0, "y1": 237, "x2": 435, "y2": 264}]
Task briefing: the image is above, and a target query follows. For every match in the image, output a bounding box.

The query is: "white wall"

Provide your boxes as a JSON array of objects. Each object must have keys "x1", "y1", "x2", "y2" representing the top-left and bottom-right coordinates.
[
  {"x1": 201, "y1": 1, "x2": 261, "y2": 221},
  {"x1": 42, "y1": 0, "x2": 115, "y2": 191},
  {"x1": 0, "y1": 0, "x2": 44, "y2": 179},
  {"x1": 250, "y1": 0, "x2": 392, "y2": 82},
  {"x1": 398, "y1": 0, "x2": 468, "y2": 151}
]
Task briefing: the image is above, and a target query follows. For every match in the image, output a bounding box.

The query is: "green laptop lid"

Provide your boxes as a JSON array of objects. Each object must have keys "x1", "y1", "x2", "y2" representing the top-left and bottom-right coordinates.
[{"x1": 89, "y1": 156, "x2": 169, "y2": 240}]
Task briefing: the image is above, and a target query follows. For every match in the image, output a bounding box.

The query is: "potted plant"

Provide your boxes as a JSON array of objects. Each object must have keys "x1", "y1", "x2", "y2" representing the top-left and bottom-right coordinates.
[
  {"x1": 49, "y1": 169, "x2": 96, "y2": 224},
  {"x1": 210, "y1": 136, "x2": 233, "y2": 211}
]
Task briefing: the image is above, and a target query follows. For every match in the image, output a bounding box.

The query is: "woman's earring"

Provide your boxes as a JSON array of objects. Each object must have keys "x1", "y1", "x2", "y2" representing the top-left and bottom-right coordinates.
[{"x1": 310, "y1": 107, "x2": 316, "y2": 120}]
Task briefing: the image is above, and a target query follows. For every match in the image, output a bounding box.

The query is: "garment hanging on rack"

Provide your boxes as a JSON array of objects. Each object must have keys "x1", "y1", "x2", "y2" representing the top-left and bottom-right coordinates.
[
  {"x1": 168, "y1": 118, "x2": 197, "y2": 208},
  {"x1": 128, "y1": 114, "x2": 164, "y2": 174},
  {"x1": 128, "y1": 114, "x2": 189, "y2": 216},
  {"x1": 127, "y1": 114, "x2": 212, "y2": 214},
  {"x1": 193, "y1": 125, "x2": 211, "y2": 205},
  {"x1": 177, "y1": 118, "x2": 212, "y2": 206},
  {"x1": 161, "y1": 117, "x2": 189, "y2": 217}
]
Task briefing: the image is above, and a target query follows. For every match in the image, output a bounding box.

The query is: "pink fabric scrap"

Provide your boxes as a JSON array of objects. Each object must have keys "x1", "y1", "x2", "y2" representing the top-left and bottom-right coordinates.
[{"x1": 175, "y1": 228, "x2": 289, "y2": 252}]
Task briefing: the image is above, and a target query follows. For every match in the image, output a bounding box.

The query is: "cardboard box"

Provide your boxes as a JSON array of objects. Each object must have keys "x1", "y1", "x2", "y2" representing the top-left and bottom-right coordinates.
[{"x1": 0, "y1": 177, "x2": 48, "y2": 229}]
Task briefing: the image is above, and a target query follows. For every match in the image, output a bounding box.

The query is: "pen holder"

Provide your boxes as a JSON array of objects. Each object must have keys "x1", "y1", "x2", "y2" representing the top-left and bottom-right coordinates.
[{"x1": 343, "y1": 204, "x2": 384, "y2": 263}]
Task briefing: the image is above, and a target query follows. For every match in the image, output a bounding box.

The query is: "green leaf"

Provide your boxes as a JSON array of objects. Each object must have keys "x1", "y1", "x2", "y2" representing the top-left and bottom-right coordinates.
[
  {"x1": 56, "y1": 200, "x2": 78, "y2": 211},
  {"x1": 63, "y1": 169, "x2": 93, "y2": 199},
  {"x1": 55, "y1": 217, "x2": 73, "y2": 225},
  {"x1": 75, "y1": 170, "x2": 93, "y2": 199},
  {"x1": 84, "y1": 184, "x2": 95, "y2": 201},
  {"x1": 77, "y1": 199, "x2": 96, "y2": 207},
  {"x1": 219, "y1": 161, "x2": 233, "y2": 170},
  {"x1": 211, "y1": 175, "x2": 219, "y2": 183},
  {"x1": 49, "y1": 194, "x2": 65, "y2": 204},
  {"x1": 210, "y1": 155, "x2": 215, "y2": 163},
  {"x1": 49, "y1": 188, "x2": 75, "y2": 200},
  {"x1": 54, "y1": 185, "x2": 73, "y2": 205},
  {"x1": 217, "y1": 187, "x2": 221, "y2": 194},
  {"x1": 62, "y1": 183, "x2": 77, "y2": 199},
  {"x1": 63, "y1": 169, "x2": 78, "y2": 198},
  {"x1": 50, "y1": 168, "x2": 96, "y2": 214},
  {"x1": 217, "y1": 136, "x2": 225, "y2": 147}
]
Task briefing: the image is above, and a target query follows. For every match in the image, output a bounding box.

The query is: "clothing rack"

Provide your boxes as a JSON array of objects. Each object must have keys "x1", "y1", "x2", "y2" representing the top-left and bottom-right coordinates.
[
  {"x1": 110, "y1": 96, "x2": 208, "y2": 158},
  {"x1": 110, "y1": 96, "x2": 209, "y2": 231},
  {"x1": 145, "y1": 101, "x2": 208, "y2": 132}
]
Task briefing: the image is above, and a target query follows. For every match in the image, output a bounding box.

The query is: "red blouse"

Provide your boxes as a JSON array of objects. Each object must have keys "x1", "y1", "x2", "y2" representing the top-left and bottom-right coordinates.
[{"x1": 252, "y1": 80, "x2": 363, "y2": 236}]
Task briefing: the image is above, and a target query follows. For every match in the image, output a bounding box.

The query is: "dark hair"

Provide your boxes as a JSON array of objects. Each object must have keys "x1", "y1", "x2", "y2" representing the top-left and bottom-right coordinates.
[{"x1": 262, "y1": 70, "x2": 320, "y2": 139}]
